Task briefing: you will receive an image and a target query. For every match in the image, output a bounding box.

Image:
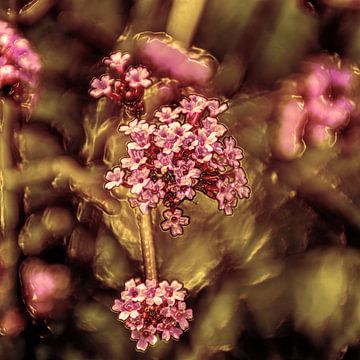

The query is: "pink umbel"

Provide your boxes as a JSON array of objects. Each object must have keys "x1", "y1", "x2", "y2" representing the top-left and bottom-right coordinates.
[
  {"x1": 112, "y1": 278, "x2": 193, "y2": 352},
  {"x1": 104, "y1": 92, "x2": 250, "y2": 237},
  {"x1": 0, "y1": 21, "x2": 41, "y2": 111}
]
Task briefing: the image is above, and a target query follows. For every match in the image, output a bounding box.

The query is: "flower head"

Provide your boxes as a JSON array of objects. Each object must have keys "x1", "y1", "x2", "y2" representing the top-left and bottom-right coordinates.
[
  {"x1": 89, "y1": 75, "x2": 114, "y2": 98},
  {"x1": 104, "y1": 93, "x2": 250, "y2": 236},
  {"x1": 104, "y1": 51, "x2": 131, "y2": 73},
  {"x1": 112, "y1": 278, "x2": 192, "y2": 351},
  {"x1": 125, "y1": 66, "x2": 152, "y2": 88}
]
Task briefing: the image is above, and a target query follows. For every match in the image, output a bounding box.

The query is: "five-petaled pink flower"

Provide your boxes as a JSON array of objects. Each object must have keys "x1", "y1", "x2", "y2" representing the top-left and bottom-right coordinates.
[
  {"x1": 125, "y1": 66, "x2": 152, "y2": 88},
  {"x1": 161, "y1": 208, "x2": 190, "y2": 237},
  {"x1": 89, "y1": 75, "x2": 114, "y2": 98},
  {"x1": 104, "y1": 51, "x2": 130, "y2": 73},
  {"x1": 155, "y1": 106, "x2": 181, "y2": 123},
  {"x1": 179, "y1": 94, "x2": 208, "y2": 116},
  {"x1": 104, "y1": 167, "x2": 125, "y2": 190}
]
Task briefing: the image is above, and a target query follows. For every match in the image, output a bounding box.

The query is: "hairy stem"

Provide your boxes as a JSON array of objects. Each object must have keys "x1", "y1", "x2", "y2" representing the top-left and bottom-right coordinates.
[{"x1": 137, "y1": 210, "x2": 157, "y2": 280}]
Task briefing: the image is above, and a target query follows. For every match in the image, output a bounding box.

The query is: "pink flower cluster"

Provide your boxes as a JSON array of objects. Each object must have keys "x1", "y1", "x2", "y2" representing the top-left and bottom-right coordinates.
[
  {"x1": 89, "y1": 51, "x2": 151, "y2": 115},
  {"x1": 0, "y1": 21, "x2": 41, "y2": 108},
  {"x1": 105, "y1": 94, "x2": 251, "y2": 236},
  {"x1": 112, "y1": 278, "x2": 193, "y2": 352},
  {"x1": 274, "y1": 55, "x2": 356, "y2": 159}
]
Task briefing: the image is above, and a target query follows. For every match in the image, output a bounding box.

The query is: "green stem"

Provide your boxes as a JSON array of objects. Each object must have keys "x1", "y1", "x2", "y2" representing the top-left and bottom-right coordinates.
[{"x1": 137, "y1": 210, "x2": 157, "y2": 280}]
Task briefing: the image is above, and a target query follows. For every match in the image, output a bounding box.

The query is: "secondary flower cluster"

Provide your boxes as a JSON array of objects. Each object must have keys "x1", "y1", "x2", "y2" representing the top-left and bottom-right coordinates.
[
  {"x1": 89, "y1": 50, "x2": 151, "y2": 115},
  {"x1": 105, "y1": 94, "x2": 251, "y2": 236},
  {"x1": 274, "y1": 55, "x2": 357, "y2": 159},
  {"x1": 112, "y1": 279, "x2": 193, "y2": 352},
  {"x1": 0, "y1": 21, "x2": 41, "y2": 110}
]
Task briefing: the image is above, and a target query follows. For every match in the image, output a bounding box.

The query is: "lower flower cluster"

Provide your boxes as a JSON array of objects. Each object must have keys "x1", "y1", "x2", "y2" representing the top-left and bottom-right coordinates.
[{"x1": 112, "y1": 279, "x2": 193, "y2": 352}]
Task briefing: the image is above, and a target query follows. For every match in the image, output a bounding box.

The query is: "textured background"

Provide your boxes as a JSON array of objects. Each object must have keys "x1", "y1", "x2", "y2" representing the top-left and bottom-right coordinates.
[{"x1": 1, "y1": 0, "x2": 360, "y2": 359}]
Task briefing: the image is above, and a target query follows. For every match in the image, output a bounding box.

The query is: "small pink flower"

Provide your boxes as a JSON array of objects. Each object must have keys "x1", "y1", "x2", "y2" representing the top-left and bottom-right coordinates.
[
  {"x1": 157, "y1": 319, "x2": 183, "y2": 341},
  {"x1": 131, "y1": 326, "x2": 158, "y2": 351},
  {"x1": 197, "y1": 128, "x2": 218, "y2": 151},
  {"x1": 157, "y1": 280, "x2": 185, "y2": 305},
  {"x1": 154, "y1": 152, "x2": 174, "y2": 173},
  {"x1": 112, "y1": 300, "x2": 141, "y2": 320},
  {"x1": 216, "y1": 178, "x2": 237, "y2": 215},
  {"x1": 125, "y1": 66, "x2": 152, "y2": 88},
  {"x1": 206, "y1": 99, "x2": 229, "y2": 117},
  {"x1": 121, "y1": 149, "x2": 147, "y2": 170},
  {"x1": 127, "y1": 168, "x2": 151, "y2": 194},
  {"x1": 119, "y1": 119, "x2": 145, "y2": 134},
  {"x1": 154, "y1": 125, "x2": 180, "y2": 154},
  {"x1": 144, "y1": 279, "x2": 163, "y2": 306},
  {"x1": 161, "y1": 208, "x2": 190, "y2": 237},
  {"x1": 170, "y1": 183, "x2": 196, "y2": 202},
  {"x1": 223, "y1": 137, "x2": 244, "y2": 167},
  {"x1": 172, "y1": 301, "x2": 193, "y2": 330},
  {"x1": 155, "y1": 106, "x2": 181, "y2": 123},
  {"x1": 192, "y1": 145, "x2": 213, "y2": 163},
  {"x1": 173, "y1": 160, "x2": 201, "y2": 186},
  {"x1": 104, "y1": 167, "x2": 125, "y2": 190},
  {"x1": 169, "y1": 121, "x2": 193, "y2": 139},
  {"x1": 182, "y1": 132, "x2": 198, "y2": 151},
  {"x1": 104, "y1": 51, "x2": 131, "y2": 73},
  {"x1": 89, "y1": 75, "x2": 114, "y2": 98},
  {"x1": 179, "y1": 94, "x2": 208, "y2": 116},
  {"x1": 202, "y1": 117, "x2": 227, "y2": 138},
  {"x1": 121, "y1": 279, "x2": 146, "y2": 302}
]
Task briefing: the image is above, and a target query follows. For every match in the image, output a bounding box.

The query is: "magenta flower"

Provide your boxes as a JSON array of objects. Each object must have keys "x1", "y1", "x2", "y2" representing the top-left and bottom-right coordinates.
[
  {"x1": 121, "y1": 279, "x2": 146, "y2": 302},
  {"x1": 125, "y1": 66, "x2": 152, "y2": 88},
  {"x1": 154, "y1": 125, "x2": 180, "y2": 154},
  {"x1": 223, "y1": 137, "x2": 244, "y2": 167},
  {"x1": 173, "y1": 160, "x2": 201, "y2": 186},
  {"x1": 112, "y1": 278, "x2": 192, "y2": 351},
  {"x1": 157, "y1": 280, "x2": 185, "y2": 305},
  {"x1": 154, "y1": 152, "x2": 174, "y2": 173},
  {"x1": 206, "y1": 99, "x2": 229, "y2": 117},
  {"x1": 172, "y1": 301, "x2": 193, "y2": 330},
  {"x1": 157, "y1": 320, "x2": 183, "y2": 341},
  {"x1": 112, "y1": 300, "x2": 141, "y2": 320},
  {"x1": 127, "y1": 168, "x2": 151, "y2": 194},
  {"x1": 120, "y1": 149, "x2": 147, "y2": 170},
  {"x1": 179, "y1": 94, "x2": 208, "y2": 116},
  {"x1": 216, "y1": 178, "x2": 238, "y2": 215},
  {"x1": 155, "y1": 106, "x2": 181, "y2": 123},
  {"x1": 202, "y1": 117, "x2": 227, "y2": 137},
  {"x1": 89, "y1": 75, "x2": 114, "y2": 98},
  {"x1": 131, "y1": 326, "x2": 158, "y2": 351},
  {"x1": 104, "y1": 167, "x2": 125, "y2": 190},
  {"x1": 119, "y1": 119, "x2": 148, "y2": 135},
  {"x1": 161, "y1": 208, "x2": 190, "y2": 237},
  {"x1": 104, "y1": 51, "x2": 130, "y2": 73}
]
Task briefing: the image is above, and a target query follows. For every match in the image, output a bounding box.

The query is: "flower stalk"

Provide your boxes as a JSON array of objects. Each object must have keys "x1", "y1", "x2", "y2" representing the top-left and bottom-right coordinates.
[{"x1": 137, "y1": 210, "x2": 157, "y2": 281}]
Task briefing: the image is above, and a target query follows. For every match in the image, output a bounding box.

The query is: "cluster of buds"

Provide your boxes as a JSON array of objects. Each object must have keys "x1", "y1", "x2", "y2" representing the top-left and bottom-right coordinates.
[
  {"x1": 104, "y1": 93, "x2": 251, "y2": 236},
  {"x1": 0, "y1": 21, "x2": 41, "y2": 110},
  {"x1": 274, "y1": 55, "x2": 357, "y2": 159},
  {"x1": 89, "y1": 51, "x2": 152, "y2": 116},
  {"x1": 112, "y1": 279, "x2": 193, "y2": 352}
]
